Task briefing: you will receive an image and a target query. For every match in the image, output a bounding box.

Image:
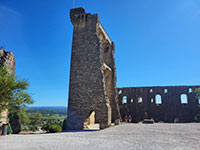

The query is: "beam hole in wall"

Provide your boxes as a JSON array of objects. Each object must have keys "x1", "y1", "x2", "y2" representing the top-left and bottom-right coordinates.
[
  {"x1": 155, "y1": 94, "x2": 162, "y2": 104},
  {"x1": 180, "y1": 94, "x2": 188, "y2": 104},
  {"x1": 123, "y1": 96, "x2": 127, "y2": 104},
  {"x1": 104, "y1": 46, "x2": 109, "y2": 53},
  {"x1": 164, "y1": 89, "x2": 168, "y2": 93},
  {"x1": 189, "y1": 88, "x2": 192, "y2": 93},
  {"x1": 138, "y1": 97, "x2": 143, "y2": 103},
  {"x1": 151, "y1": 98, "x2": 154, "y2": 103},
  {"x1": 131, "y1": 99, "x2": 134, "y2": 103}
]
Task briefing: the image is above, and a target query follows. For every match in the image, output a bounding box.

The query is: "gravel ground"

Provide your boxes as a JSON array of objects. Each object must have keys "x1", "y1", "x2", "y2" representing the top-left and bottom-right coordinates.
[{"x1": 0, "y1": 123, "x2": 200, "y2": 150}]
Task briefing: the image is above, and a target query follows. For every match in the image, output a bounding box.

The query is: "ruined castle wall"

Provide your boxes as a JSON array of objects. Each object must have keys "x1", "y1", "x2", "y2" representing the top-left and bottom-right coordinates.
[
  {"x1": 66, "y1": 8, "x2": 120, "y2": 130},
  {"x1": 118, "y1": 86, "x2": 200, "y2": 123},
  {"x1": 99, "y1": 29, "x2": 121, "y2": 122},
  {"x1": 0, "y1": 49, "x2": 16, "y2": 134},
  {"x1": 0, "y1": 49, "x2": 15, "y2": 74}
]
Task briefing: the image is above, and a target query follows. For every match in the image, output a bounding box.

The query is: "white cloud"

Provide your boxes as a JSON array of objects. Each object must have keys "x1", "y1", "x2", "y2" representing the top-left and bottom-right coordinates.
[
  {"x1": 0, "y1": 4, "x2": 20, "y2": 26},
  {"x1": 0, "y1": 4, "x2": 19, "y2": 16},
  {"x1": 0, "y1": 4, "x2": 22, "y2": 48}
]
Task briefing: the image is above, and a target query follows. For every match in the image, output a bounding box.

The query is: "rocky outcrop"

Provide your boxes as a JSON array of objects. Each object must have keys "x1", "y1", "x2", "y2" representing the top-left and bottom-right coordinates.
[{"x1": 0, "y1": 48, "x2": 16, "y2": 74}]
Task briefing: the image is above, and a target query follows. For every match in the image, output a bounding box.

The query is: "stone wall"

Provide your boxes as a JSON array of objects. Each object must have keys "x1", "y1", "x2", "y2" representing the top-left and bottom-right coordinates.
[
  {"x1": 0, "y1": 110, "x2": 9, "y2": 135},
  {"x1": 0, "y1": 49, "x2": 16, "y2": 74},
  {"x1": 118, "y1": 86, "x2": 200, "y2": 123},
  {"x1": 0, "y1": 48, "x2": 16, "y2": 134},
  {"x1": 66, "y1": 8, "x2": 121, "y2": 130}
]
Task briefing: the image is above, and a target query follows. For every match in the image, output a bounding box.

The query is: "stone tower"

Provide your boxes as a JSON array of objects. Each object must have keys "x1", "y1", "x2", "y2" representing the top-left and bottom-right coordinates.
[{"x1": 66, "y1": 8, "x2": 121, "y2": 130}]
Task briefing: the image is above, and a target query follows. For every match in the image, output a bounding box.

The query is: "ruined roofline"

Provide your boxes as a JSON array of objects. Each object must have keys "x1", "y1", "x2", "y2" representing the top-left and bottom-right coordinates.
[
  {"x1": 117, "y1": 85, "x2": 200, "y2": 89},
  {"x1": 70, "y1": 7, "x2": 112, "y2": 44},
  {"x1": 97, "y1": 22, "x2": 112, "y2": 44},
  {"x1": 0, "y1": 48, "x2": 14, "y2": 56},
  {"x1": 70, "y1": 7, "x2": 86, "y2": 16}
]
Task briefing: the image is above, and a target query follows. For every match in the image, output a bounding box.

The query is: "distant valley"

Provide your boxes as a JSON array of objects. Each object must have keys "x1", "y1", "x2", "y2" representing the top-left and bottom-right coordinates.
[{"x1": 26, "y1": 106, "x2": 67, "y2": 115}]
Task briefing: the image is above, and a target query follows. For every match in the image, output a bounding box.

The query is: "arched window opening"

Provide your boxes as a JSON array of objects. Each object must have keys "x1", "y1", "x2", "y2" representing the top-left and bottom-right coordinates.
[
  {"x1": 150, "y1": 89, "x2": 153, "y2": 93},
  {"x1": 119, "y1": 90, "x2": 122, "y2": 94},
  {"x1": 181, "y1": 94, "x2": 188, "y2": 104},
  {"x1": 151, "y1": 98, "x2": 154, "y2": 103},
  {"x1": 138, "y1": 97, "x2": 143, "y2": 103},
  {"x1": 123, "y1": 96, "x2": 127, "y2": 104},
  {"x1": 164, "y1": 89, "x2": 168, "y2": 93},
  {"x1": 189, "y1": 88, "x2": 192, "y2": 93},
  {"x1": 130, "y1": 99, "x2": 134, "y2": 103},
  {"x1": 198, "y1": 98, "x2": 200, "y2": 104},
  {"x1": 155, "y1": 94, "x2": 162, "y2": 104}
]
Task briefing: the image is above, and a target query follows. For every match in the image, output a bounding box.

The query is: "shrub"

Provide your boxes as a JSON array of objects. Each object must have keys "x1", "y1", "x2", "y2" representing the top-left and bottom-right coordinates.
[
  {"x1": 48, "y1": 124, "x2": 62, "y2": 133},
  {"x1": 195, "y1": 105, "x2": 200, "y2": 122},
  {"x1": 174, "y1": 118, "x2": 179, "y2": 123},
  {"x1": 42, "y1": 123, "x2": 62, "y2": 133},
  {"x1": 62, "y1": 118, "x2": 67, "y2": 131},
  {"x1": 28, "y1": 125, "x2": 37, "y2": 131},
  {"x1": 195, "y1": 115, "x2": 200, "y2": 122},
  {"x1": 42, "y1": 123, "x2": 51, "y2": 131}
]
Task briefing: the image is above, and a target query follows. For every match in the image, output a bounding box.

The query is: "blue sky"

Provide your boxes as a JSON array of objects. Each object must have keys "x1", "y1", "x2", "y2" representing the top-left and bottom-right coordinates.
[{"x1": 0, "y1": 0, "x2": 200, "y2": 106}]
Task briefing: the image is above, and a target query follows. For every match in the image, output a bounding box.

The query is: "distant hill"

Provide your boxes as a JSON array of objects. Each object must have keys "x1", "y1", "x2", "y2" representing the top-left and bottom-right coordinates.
[{"x1": 26, "y1": 106, "x2": 67, "y2": 115}]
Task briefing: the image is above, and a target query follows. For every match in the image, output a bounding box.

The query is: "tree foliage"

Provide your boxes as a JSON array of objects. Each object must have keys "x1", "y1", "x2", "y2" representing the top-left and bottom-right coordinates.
[
  {"x1": 42, "y1": 123, "x2": 62, "y2": 133},
  {"x1": 62, "y1": 118, "x2": 67, "y2": 131},
  {"x1": 18, "y1": 110, "x2": 30, "y2": 125},
  {"x1": 195, "y1": 88, "x2": 200, "y2": 122},
  {"x1": 195, "y1": 88, "x2": 200, "y2": 99},
  {"x1": 28, "y1": 112, "x2": 42, "y2": 126},
  {"x1": 0, "y1": 67, "x2": 34, "y2": 114}
]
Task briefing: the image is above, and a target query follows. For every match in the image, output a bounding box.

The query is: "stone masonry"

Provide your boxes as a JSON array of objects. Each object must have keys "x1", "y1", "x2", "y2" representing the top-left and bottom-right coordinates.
[
  {"x1": 66, "y1": 8, "x2": 199, "y2": 129},
  {"x1": 0, "y1": 49, "x2": 15, "y2": 74},
  {"x1": 0, "y1": 48, "x2": 16, "y2": 134},
  {"x1": 118, "y1": 86, "x2": 200, "y2": 123},
  {"x1": 66, "y1": 8, "x2": 121, "y2": 130}
]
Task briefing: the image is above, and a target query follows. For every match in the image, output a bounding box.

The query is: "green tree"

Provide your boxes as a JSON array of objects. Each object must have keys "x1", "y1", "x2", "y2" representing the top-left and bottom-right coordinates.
[
  {"x1": 28, "y1": 112, "x2": 42, "y2": 125},
  {"x1": 10, "y1": 110, "x2": 31, "y2": 132},
  {"x1": 18, "y1": 110, "x2": 30, "y2": 125},
  {"x1": 62, "y1": 118, "x2": 67, "y2": 131},
  {"x1": 0, "y1": 66, "x2": 34, "y2": 133},
  {"x1": 42, "y1": 123, "x2": 62, "y2": 133},
  {"x1": 0, "y1": 66, "x2": 34, "y2": 114},
  {"x1": 195, "y1": 88, "x2": 200, "y2": 100}
]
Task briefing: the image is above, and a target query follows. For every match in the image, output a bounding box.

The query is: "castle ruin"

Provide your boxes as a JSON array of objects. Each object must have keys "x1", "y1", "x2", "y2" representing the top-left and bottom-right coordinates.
[
  {"x1": 66, "y1": 8, "x2": 200, "y2": 130},
  {"x1": 66, "y1": 8, "x2": 121, "y2": 130},
  {"x1": 0, "y1": 48, "x2": 16, "y2": 134},
  {"x1": 118, "y1": 86, "x2": 200, "y2": 123}
]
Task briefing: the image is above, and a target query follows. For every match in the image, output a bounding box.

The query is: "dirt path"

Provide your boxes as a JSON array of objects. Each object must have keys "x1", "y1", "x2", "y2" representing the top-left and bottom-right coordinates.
[{"x1": 0, "y1": 123, "x2": 200, "y2": 150}]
